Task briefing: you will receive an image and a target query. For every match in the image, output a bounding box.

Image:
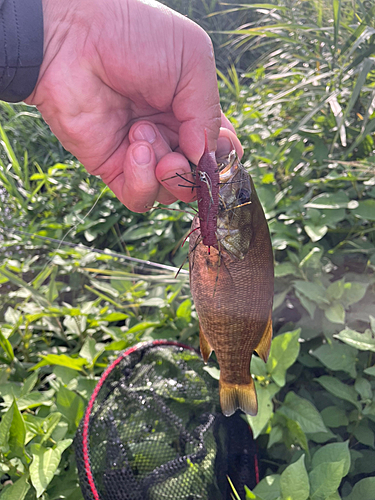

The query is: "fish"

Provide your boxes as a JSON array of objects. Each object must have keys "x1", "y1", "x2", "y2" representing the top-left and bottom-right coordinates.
[{"x1": 189, "y1": 151, "x2": 274, "y2": 417}]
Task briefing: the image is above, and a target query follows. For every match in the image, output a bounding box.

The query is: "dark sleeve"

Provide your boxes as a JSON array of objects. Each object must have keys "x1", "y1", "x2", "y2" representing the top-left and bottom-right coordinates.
[{"x1": 0, "y1": 0, "x2": 43, "y2": 103}]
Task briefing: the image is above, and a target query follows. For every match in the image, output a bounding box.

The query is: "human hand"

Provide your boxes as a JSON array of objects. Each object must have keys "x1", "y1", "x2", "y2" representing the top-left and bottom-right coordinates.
[{"x1": 26, "y1": 0, "x2": 242, "y2": 212}]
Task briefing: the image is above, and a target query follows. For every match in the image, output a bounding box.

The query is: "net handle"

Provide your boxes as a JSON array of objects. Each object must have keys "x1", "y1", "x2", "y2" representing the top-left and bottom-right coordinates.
[{"x1": 81, "y1": 340, "x2": 198, "y2": 500}]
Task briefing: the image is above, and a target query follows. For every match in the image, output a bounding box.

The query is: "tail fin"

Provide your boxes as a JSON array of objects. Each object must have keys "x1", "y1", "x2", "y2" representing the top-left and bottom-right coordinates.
[{"x1": 219, "y1": 378, "x2": 258, "y2": 417}]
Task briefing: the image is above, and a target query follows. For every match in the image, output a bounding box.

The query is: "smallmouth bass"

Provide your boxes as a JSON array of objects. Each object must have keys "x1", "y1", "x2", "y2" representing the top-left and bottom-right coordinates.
[{"x1": 189, "y1": 151, "x2": 274, "y2": 417}]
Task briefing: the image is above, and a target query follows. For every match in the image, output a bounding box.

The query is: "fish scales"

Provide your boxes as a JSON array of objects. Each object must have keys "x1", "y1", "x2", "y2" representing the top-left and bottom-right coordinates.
[{"x1": 189, "y1": 153, "x2": 274, "y2": 417}]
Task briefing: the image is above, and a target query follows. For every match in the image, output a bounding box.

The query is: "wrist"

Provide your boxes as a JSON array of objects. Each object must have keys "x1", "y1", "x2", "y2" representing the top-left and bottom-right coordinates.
[
  {"x1": 25, "y1": 0, "x2": 84, "y2": 104},
  {"x1": 41, "y1": 0, "x2": 77, "y2": 55}
]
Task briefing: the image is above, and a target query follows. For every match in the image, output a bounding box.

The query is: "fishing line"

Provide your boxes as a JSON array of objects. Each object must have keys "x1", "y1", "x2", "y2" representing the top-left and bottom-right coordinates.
[
  {"x1": 3, "y1": 227, "x2": 189, "y2": 275},
  {"x1": 40, "y1": 186, "x2": 109, "y2": 273}
]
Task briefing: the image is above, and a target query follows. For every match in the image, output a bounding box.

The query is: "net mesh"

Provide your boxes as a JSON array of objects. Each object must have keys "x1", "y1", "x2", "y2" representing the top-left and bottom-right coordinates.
[{"x1": 75, "y1": 342, "x2": 224, "y2": 500}]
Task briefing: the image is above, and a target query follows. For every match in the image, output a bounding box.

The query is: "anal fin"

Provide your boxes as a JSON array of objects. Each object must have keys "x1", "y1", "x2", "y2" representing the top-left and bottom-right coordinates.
[
  {"x1": 255, "y1": 309, "x2": 273, "y2": 363},
  {"x1": 219, "y1": 378, "x2": 257, "y2": 417},
  {"x1": 199, "y1": 325, "x2": 212, "y2": 363}
]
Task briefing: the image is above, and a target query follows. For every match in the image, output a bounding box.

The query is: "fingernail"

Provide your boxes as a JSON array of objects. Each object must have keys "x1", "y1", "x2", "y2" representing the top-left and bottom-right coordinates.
[
  {"x1": 133, "y1": 144, "x2": 151, "y2": 165},
  {"x1": 216, "y1": 137, "x2": 232, "y2": 157},
  {"x1": 133, "y1": 124, "x2": 157, "y2": 143}
]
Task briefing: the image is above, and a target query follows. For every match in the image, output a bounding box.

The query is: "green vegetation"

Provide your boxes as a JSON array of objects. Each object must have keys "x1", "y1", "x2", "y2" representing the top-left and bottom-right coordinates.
[{"x1": 1, "y1": 0, "x2": 375, "y2": 499}]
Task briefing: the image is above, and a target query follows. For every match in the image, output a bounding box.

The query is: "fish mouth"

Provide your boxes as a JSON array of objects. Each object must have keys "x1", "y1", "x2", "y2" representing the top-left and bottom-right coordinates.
[
  {"x1": 220, "y1": 164, "x2": 237, "y2": 182},
  {"x1": 219, "y1": 150, "x2": 238, "y2": 182}
]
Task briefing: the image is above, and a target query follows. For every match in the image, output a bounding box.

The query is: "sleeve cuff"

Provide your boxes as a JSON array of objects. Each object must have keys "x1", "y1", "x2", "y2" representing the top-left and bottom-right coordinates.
[{"x1": 0, "y1": 0, "x2": 44, "y2": 102}]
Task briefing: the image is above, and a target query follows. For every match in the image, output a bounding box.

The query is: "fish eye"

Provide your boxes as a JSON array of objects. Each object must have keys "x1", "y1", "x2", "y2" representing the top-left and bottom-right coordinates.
[{"x1": 237, "y1": 188, "x2": 251, "y2": 205}]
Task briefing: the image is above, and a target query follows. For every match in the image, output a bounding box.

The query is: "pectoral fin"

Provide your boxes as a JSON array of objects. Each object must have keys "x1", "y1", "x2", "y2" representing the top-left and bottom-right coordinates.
[
  {"x1": 219, "y1": 378, "x2": 258, "y2": 417},
  {"x1": 255, "y1": 309, "x2": 273, "y2": 362},
  {"x1": 199, "y1": 325, "x2": 212, "y2": 363}
]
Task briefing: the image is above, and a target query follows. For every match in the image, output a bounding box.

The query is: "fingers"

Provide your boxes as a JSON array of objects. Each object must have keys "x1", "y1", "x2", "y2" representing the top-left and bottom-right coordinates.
[
  {"x1": 156, "y1": 128, "x2": 242, "y2": 204},
  {"x1": 107, "y1": 121, "x2": 241, "y2": 212},
  {"x1": 172, "y1": 28, "x2": 221, "y2": 164},
  {"x1": 221, "y1": 112, "x2": 236, "y2": 134},
  {"x1": 119, "y1": 141, "x2": 159, "y2": 212},
  {"x1": 121, "y1": 121, "x2": 193, "y2": 210},
  {"x1": 216, "y1": 128, "x2": 243, "y2": 159},
  {"x1": 156, "y1": 152, "x2": 196, "y2": 203},
  {"x1": 130, "y1": 121, "x2": 170, "y2": 163}
]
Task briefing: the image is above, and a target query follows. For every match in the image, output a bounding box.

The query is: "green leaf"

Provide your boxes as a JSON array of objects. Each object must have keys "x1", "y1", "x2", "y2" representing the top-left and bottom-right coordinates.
[
  {"x1": 344, "y1": 58, "x2": 373, "y2": 120},
  {"x1": 32, "y1": 265, "x2": 54, "y2": 290},
  {"x1": 102, "y1": 312, "x2": 128, "y2": 322},
  {"x1": 56, "y1": 385, "x2": 85, "y2": 433},
  {"x1": 326, "y1": 280, "x2": 345, "y2": 301},
  {"x1": 352, "y1": 199, "x2": 375, "y2": 221},
  {"x1": 53, "y1": 365, "x2": 79, "y2": 386},
  {"x1": 267, "y1": 425, "x2": 283, "y2": 449},
  {"x1": 355, "y1": 378, "x2": 372, "y2": 401},
  {"x1": 280, "y1": 455, "x2": 309, "y2": 500},
  {"x1": 47, "y1": 265, "x2": 58, "y2": 302},
  {"x1": 266, "y1": 329, "x2": 300, "y2": 387},
  {"x1": 284, "y1": 415, "x2": 309, "y2": 452},
  {"x1": 0, "y1": 328, "x2": 14, "y2": 361},
  {"x1": 0, "y1": 474, "x2": 30, "y2": 500},
  {"x1": 353, "y1": 420, "x2": 374, "y2": 447},
  {"x1": 245, "y1": 382, "x2": 278, "y2": 439},
  {"x1": 30, "y1": 439, "x2": 72, "y2": 497},
  {"x1": 122, "y1": 224, "x2": 156, "y2": 241},
  {"x1": 245, "y1": 485, "x2": 264, "y2": 500},
  {"x1": 126, "y1": 321, "x2": 162, "y2": 334},
  {"x1": 4, "y1": 306, "x2": 21, "y2": 324},
  {"x1": 0, "y1": 267, "x2": 50, "y2": 309},
  {"x1": 312, "y1": 441, "x2": 350, "y2": 476},
  {"x1": 320, "y1": 406, "x2": 348, "y2": 428},
  {"x1": 311, "y1": 341, "x2": 357, "y2": 378},
  {"x1": 252, "y1": 355, "x2": 268, "y2": 378},
  {"x1": 344, "y1": 477, "x2": 375, "y2": 500},
  {"x1": 364, "y1": 365, "x2": 375, "y2": 377},
  {"x1": 176, "y1": 299, "x2": 192, "y2": 320},
  {"x1": 79, "y1": 338, "x2": 104, "y2": 365},
  {"x1": 309, "y1": 460, "x2": 346, "y2": 500},
  {"x1": 16, "y1": 391, "x2": 53, "y2": 410},
  {"x1": 304, "y1": 224, "x2": 328, "y2": 242},
  {"x1": 0, "y1": 403, "x2": 14, "y2": 453},
  {"x1": 371, "y1": 316, "x2": 375, "y2": 335},
  {"x1": 20, "y1": 373, "x2": 38, "y2": 397},
  {"x1": 341, "y1": 282, "x2": 368, "y2": 307},
  {"x1": 202, "y1": 366, "x2": 220, "y2": 380},
  {"x1": 351, "y1": 449, "x2": 375, "y2": 475},
  {"x1": 315, "y1": 376, "x2": 360, "y2": 409},
  {"x1": 8, "y1": 399, "x2": 26, "y2": 459},
  {"x1": 305, "y1": 192, "x2": 350, "y2": 209},
  {"x1": 253, "y1": 474, "x2": 281, "y2": 500},
  {"x1": 295, "y1": 290, "x2": 316, "y2": 319},
  {"x1": 40, "y1": 413, "x2": 62, "y2": 445},
  {"x1": 324, "y1": 303, "x2": 345, "y2": 324},
  {"x1": 325, "y1": 492, "x2": 341, "y2": 500},
  {"x1": 332, "y1": 0, "x2": 341, "y2": 53},
  {"x1": 320, "y1": 208, "x2": 345, "y2": 227},
  {"x1": 278, "y1": 392, "x2": 328, "y2": 434},
  {"x1": 293, "y1": 281, "x2": 329, "y2": 306},
  {"x1": 335, "y1": 329, "x2": 375, "y2": 352},
  {"x1": 274, "y1": 262, "x2": 296, "y2": 277},
  {"x1": 0, "y1": 121, "x2": 22, "y2": 177},
  {"x1": 31, "y1": 354, "x2": 88, "y2": 371}
]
